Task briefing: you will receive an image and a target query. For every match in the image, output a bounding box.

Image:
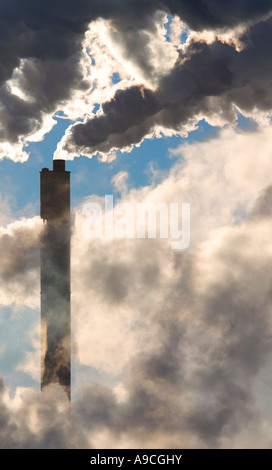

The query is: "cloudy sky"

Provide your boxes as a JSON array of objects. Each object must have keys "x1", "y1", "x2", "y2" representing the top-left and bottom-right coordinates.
[{"x1": 1, "y1": 0, "x2": 272, "y2": 449}]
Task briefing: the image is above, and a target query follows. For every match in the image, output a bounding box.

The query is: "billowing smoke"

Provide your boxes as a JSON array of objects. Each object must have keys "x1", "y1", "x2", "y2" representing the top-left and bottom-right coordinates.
[{"x1": 1, "y1": 125, "x2": 271, "y2": 448}]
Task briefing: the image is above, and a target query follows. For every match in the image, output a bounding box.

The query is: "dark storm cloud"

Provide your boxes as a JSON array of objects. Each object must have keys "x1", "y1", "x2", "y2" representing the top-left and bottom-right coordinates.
[
  {"x1": 158, "y1": 0, "x2": 272, "y2": 30},
  {"x1": 0, "y1": 53, "x2": 85, "y2": 143},
  {"x1": 0, "y1": 0, "x2": 90, "y2": 145},
  {"x1": 0, "y1": 0, "x2": 270, "y2": 151},
  {"x1": 64, "y1": 15, "x2": 272, "y2": 157},
  {"x1": 66, "y1": 85, "x2": 160, "y2": 156}
]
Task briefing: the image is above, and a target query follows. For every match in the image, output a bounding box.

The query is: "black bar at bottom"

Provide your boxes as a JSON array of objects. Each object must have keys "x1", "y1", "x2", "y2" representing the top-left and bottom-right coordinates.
[{"x1": 0, "y1": 449, "x2": 270, "y2": 468}]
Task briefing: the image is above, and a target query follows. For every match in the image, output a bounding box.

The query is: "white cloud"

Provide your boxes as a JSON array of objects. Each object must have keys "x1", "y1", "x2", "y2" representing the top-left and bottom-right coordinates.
[
  {"x1": 0, "y1": 141, "x2": 29, "y2": 163},
  {"x1": 0, "y1": 216, "x2": 42, "y2": 308},
  {"x1": 16, "y1": 323, "x2": 41, "y2": 382}
]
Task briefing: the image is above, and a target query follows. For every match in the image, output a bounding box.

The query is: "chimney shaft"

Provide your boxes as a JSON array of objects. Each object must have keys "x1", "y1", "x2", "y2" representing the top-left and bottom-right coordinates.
[{"x1": 40, "y1": 159, "x2": 71, "y2": 399}]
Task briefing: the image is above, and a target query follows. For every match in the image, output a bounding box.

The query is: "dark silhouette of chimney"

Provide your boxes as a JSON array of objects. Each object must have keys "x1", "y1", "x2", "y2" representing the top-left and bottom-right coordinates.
[{"x1": 40, "y1": 159, "x2": 71, "y2": 399}]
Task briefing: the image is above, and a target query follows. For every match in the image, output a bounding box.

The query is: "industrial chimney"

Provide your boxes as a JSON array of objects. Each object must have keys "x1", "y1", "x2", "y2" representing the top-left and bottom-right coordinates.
[{"x1": 40, "y1": 159, "x2": 71, "y2": 400}]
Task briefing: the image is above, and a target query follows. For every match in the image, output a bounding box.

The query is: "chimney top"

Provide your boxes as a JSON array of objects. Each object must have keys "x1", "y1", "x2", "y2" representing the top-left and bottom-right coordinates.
[{"x1": 53, "y1": 159, "x2": 66, "y2": 172}]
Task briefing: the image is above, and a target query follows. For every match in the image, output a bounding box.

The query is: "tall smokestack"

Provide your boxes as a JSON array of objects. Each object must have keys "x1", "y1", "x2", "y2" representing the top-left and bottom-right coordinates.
[{"x1": 40, "y1": 159, "x2": 71, "y2": 400}]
